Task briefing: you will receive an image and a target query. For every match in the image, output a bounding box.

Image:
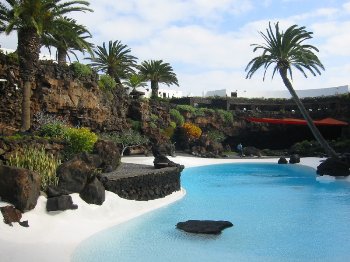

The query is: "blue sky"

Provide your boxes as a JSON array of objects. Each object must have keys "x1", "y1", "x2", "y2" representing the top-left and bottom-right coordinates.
[{"x1": 1, "y1": 0, "x2": 349, "y2": 97}]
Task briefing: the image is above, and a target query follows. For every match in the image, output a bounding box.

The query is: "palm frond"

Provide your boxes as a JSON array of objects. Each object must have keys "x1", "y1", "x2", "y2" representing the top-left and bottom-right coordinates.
[{"x1": 246, "y1": 21, "x2": 324, "y2": 81}]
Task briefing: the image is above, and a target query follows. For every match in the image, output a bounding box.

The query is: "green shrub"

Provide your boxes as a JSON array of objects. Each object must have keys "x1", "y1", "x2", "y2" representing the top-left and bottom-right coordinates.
[
  {"x1": 176, "y1": 105, "x2": 196, "y2": 113},
  {"x1": 130, "y1": 120, "x2": 142, "y2": 131},
  {"x1": 34, "y1": 112, "x2": 69, "y2": 131},
  {"x1": 332, "y1": 139, "x2": 350, "y2": 153},
  {"x1": 194, "y1": 108, "x2": 207, "y2": 117},
  {"x1": 290, "y1": 140, "x2": 323, "y2": 156},
  {"x1": 163, "y1": 126, "x2": 175, "y2": 139},
  {"x1": 98, "y1": 74, "x2": 117, "y2": 90},
  {"x1": 70, "y1": 62, "x2": 93, "y2": 78},
  {"x1": 64, "y1": 127, "x2": 98, "y2": 158},
  {"x1": 7, "y1": 146, "x2": 60, "y2": 191},
  {"x1": 6, "y1": 51, "x2": 19, "y2": 64},
  {"x1": 169, "y1": 121, "x2": 177, "y2": 129},
  {"x1": 207, "y1": 130, "x2": 226, "y2": 143},
  {"x1": 216, "y1": 109, "x2": 233, "y2": 123},
  {"x1": 149, "y1": 122, "x2": 157, "y2": 129},
  {"x1": 170, "y1": 109, "x2": 184, "y2": 127},
  {"x1": 150, "y1": 114, "x2": 159, "y2": 122},
  {"x1": 3, "y1": 133, "x2": 25, "y2": 141},
  {"x1": 40, "y1": 123, "x2": 66, "y2": 138},
  {"x1": 102, "y1": 130, "x2": 149, "y2": 156}
]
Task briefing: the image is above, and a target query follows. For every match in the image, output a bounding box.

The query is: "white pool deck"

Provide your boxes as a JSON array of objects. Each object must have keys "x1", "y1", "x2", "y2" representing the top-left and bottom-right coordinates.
[{"x1": 0, "y1": 156, "x2": 344, "y2": 262}]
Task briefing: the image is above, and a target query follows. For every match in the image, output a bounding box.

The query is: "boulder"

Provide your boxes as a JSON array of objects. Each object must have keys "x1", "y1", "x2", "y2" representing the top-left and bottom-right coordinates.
[
  {"x1": 278, "y1": 157, "x2": 288, "y2": 164},
  {"x1": 80, "y1": 177, "x2": 105, "y2": 205},
  {"x1": 0, "y1": 165, "x2": 41, "y2": 212},
  {"x1": 56, "y1": 154, "x2": 96, "y2": 193},
  {"x1": 152, "y1": 144, "x2": 183, "y2": 169},
  {"x1": 317, "y1": 155, "x2": 350, "y2": 177},
  {"x1": 243, "y1": 146, "x2": 262, "y2": 157},
  {"x1": 46, "y1": 185, "x2": 72, "y2": 198},
  {"x1": 93, "y1": 139, "x2": 121, "y2": 172},
  {"x1": 289, "y1": 154, "x2": 300, "y2": 164},
  {"x1": 153, "y1": 155, "x2": 183, "y2": 169},
  {"x1": 46, "y1": 195, "x2": 78, "y2": 212},
  {"x1": 176, "y1": 220, "x2": 233, "y2": 234},
  {"x1": 1, "y1": 205, "x2": 22, "y2": 226}
]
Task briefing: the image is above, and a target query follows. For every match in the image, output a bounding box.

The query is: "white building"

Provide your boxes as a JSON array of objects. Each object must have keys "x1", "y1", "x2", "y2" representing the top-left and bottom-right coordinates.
[
  {"x1": 132, "y1": 87, "x2": 182, "y2": 98},
  {"x1": 0, "y1": 47, "x2": 56, "y2": 61},
  {"x1": 205, "y1": 85, "x2": 349, "y2": 99}
]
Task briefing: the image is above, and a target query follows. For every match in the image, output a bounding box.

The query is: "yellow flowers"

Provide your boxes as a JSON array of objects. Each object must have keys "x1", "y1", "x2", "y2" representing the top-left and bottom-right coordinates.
[{"x1": 182, "y1": 122, "x2": 202, "y2": 139}]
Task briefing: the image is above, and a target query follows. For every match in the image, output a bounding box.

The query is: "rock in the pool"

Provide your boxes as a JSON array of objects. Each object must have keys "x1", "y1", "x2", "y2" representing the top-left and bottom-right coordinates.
[{"x1": 176, "y1": 220, "x2": 233, "y2": 234}]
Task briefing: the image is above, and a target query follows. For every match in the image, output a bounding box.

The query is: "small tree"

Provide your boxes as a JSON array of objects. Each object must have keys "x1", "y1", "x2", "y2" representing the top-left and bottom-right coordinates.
[{"x1": 104, "y1": 130, "x2": 149, "y2": 156}]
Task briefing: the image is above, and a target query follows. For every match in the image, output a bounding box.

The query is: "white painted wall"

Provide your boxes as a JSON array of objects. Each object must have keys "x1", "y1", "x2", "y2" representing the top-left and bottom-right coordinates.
[
  {"x1": 132, "y1": 87, "x2": 182, "y2": 98},
  {"x1": 206, "y1": 85, "x2": 349, "y2": 98}
]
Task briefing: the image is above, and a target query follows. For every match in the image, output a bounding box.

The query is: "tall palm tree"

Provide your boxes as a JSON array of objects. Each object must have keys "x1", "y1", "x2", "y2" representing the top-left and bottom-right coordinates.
[
  {"x1": 87, "y1": 40, "x2": 138, "y2": 84},
  {"x1": 0, "y1": 0, "x2": 92, "y2": 131},
  {"x1": 138, "y1": 60, "x2": 179, "y2": 98},
  {"x1": 246, "y1": 22, "x2": 337, "y2": 158},
  {"x1": 42, "y1": 17, "x2": 94, "y2": 64}
]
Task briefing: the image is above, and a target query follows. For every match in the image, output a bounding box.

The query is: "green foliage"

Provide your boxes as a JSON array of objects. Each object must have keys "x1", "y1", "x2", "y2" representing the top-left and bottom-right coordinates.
[
  {"x1": 150, "y1": 114, "x2": 159, "y2": 122},
  {"x1": 193, "y1": 108, "x2": 206, "y2": 117},
  {"x1": 6, "y1": 51, "x2": 19, "y2": 64},
  {"x1": 176, "y1": 105, "x2": 196, "y2": 113},
  {"x1": 207, "y1": 130, "x2": 226, "y2": 143},
  {"x1": 170, "y1": 109, "x2": 184, "y2": 126},
  {"x1": 290, "y1": 140, "x2": 323, "y2": 156},
  {"x1": 98, "y1": 74, "x2": 117, "y2": 90},
  {"x1": 216, "y1": 109, "x2": 233, "y2": 123},
  {"x1": 102, "y1": 130, "x2": 149, "y2": 156},
  {"x1": 87, "y1": 40, "x2": 138, "y2": 84},
  {"x1": 3, "y1": 133, "x2": 25, "y2": 141},
  {"x1": 332, "y1": 139, "x2": 350, "y2": 153},
  {"x1": 34, "y1": 112, "x2": 69, "y2": 130},
  {"x1": 169, "y1": 121, "x2": 177, "y2": 129},
  {"x1": 70, "y1": 62, "x2": 93, "y2": 78},
  {"x1": 40, "y1": 123, "x2": 66, "y2": 138},
  {"x1": 8, "y1": 147, "x2": 60, "y2": 191},
  {"x1": 149, "y1": 122, "x2": 157, "y2": 129},
  {"x1": 64, "y1": 127, "x2": 98, "y2": 158},
  {"x1": 129, "y1": 120, "x2": 142, "y2": 131},
  {"x1": 163, "y1": 126, "x2": 175, "y2": 139}
]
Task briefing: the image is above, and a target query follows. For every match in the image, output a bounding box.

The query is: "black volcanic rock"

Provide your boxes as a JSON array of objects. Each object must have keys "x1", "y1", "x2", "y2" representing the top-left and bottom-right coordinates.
[
  {"x1": 317, "y1": 155, "x2": 350, "y2": 177},
  {"x1": 289, "y1": 154, "x2": 300, "y2": 164},
  {"x1": 278, "y1": 157, "x2": 288, "y2": 164},
  {"x1": 176, "y1": 220, "x2": 233, "y2": 234}
]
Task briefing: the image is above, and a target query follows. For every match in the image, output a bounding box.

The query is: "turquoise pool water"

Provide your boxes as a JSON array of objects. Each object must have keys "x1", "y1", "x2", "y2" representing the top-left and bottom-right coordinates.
[{"x1": 72, "y1": 163, "x2": 350, "y2": 262}]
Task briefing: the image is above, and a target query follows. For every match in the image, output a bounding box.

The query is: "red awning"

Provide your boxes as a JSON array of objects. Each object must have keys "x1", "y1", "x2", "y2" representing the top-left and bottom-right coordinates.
[{"x1": 247, "y1": 117, "x2": 348, "y2": 126}]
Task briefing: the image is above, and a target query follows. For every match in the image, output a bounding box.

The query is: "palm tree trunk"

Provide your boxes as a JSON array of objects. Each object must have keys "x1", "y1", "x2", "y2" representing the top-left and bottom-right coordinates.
[
  {"x1": 17, "y1": 28, "x2": 41, "y2": 131},
  {"x1": 151, "y1": 80, "x2": 159, "y2": 98},
  {"x1": 57, "y1": 47, "x2": 67, "y2": 64},
  {"x1": 279, "y1": 69, "x2": 338, "y2": 158}
]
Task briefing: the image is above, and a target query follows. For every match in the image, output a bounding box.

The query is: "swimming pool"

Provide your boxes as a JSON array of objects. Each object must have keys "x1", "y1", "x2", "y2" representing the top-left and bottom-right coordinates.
[{"x1": 72, "y1": 163, "x2": 350, "y2": 262}]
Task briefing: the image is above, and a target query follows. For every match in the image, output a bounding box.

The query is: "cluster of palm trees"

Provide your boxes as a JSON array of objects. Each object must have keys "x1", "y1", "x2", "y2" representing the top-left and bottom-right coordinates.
[
  {"x1": 0, "y1": 0, "x2": 179, "y2": 132},
  {"x1": 87, "y1": 40, "x2": 179, "y2": 99},
  {"x1": 0, "y1": 1, "x2": 337, "y2": 157}
]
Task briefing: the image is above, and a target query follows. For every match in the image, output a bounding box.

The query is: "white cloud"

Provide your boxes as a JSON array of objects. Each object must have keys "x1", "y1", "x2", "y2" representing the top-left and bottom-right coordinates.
[{"x1": 0, "y1": 0, "x2": 349, "y2": 97}]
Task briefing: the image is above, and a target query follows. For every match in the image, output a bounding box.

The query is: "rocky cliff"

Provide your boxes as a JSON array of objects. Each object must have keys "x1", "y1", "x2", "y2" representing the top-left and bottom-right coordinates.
[{"x1": 0, "y1": 57, "x2": 129, "y2": 132}]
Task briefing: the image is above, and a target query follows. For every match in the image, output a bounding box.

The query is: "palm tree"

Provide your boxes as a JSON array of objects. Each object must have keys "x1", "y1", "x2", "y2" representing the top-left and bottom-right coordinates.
[
  {"x1": 246, "y1": 22, "x2": 337, "y2": 158},
  {"x1": 0, "y1": 0, "x2": 92, "y2": 131},
  {"x1": 87, "y1": 40, "x2": 138, "y2": 84},
  {"x1": 42, "y1": 17, "x2": 94, "y2": 64},
  {"x1": 138, "y1": 60, "x2": 179, "y2": 98},
  {"x1": 122, "y1": 74, "x2": 147, "y2": 92}
]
